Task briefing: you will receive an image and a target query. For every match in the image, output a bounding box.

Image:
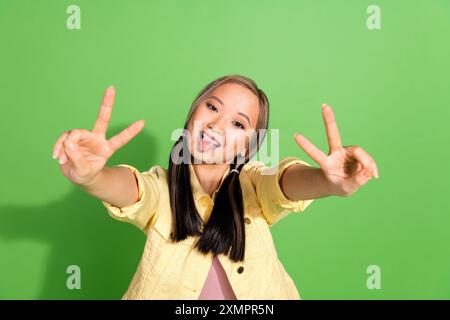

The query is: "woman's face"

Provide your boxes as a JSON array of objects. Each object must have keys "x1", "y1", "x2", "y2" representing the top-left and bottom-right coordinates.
[{"x1": 187, "y1": 83, "x2": 260, "y2": 164}]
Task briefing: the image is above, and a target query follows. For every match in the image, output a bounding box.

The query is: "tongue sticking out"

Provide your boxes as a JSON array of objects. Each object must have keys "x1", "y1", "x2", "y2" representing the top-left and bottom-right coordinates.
[
  {"x1": 199, "y1": 131, "x2": 220, "y2": 152},
  {"x1": 201, "y1": 140, "x2": 215, "y2": 152}
]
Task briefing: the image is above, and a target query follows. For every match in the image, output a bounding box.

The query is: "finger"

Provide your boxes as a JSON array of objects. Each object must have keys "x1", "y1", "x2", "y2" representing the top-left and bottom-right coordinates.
[
  {"x1": 57, "y1": 142, "x2": 70, "y2": 161},
  {"x1": 294, "y1": 133, "x2": 327, "y2": 165},
  {"x1": 64, "y1": 129, "x2": 90, "y2": 145},
  {"x1": 108, "y1": 119, "x2": 145, "y2": 152},
  {"x1": 63, "y1": 138, "x2": 90, "y2": 176},
  {"x1": 346, "y1": 146, "x2": 378, "y2": 178},
  {"x1": 59, "y1": 150, "x2": 68, "y2": 165},
  {"x1": 93, "y1": 86, "x2": 116, "y2": 136},
  {"x1": 351, "y1": 167, "x2": 374, "y2": 188},
  {"x1": 345, "y1": 161, "x2": 362, "y2": 176},
  {"x1": 59, "y1": 129, "x2": 89, "y2": 164},
  {"x1": 53, "y1": 131, "x2": 70, "y2": 159},
  {"x1": 321, "y1": 104, "x2": 343, "y2": 153}
]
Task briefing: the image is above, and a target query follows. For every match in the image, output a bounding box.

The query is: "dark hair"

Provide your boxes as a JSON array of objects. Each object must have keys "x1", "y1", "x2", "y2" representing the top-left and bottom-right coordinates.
[{"x1": 167, "y1": 75, "x2": 269, "y2": 262}]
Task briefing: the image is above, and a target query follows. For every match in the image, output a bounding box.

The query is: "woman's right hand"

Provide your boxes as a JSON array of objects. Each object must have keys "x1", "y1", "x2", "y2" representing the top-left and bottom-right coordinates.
[{"x1": 52, "y1": 86, "x2": 145, "y2": 187}]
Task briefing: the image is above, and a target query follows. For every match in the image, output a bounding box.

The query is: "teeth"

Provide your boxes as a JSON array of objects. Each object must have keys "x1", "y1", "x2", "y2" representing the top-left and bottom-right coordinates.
[{"x1": 201, "y1": 131, "x2": 220, "y2": 148}]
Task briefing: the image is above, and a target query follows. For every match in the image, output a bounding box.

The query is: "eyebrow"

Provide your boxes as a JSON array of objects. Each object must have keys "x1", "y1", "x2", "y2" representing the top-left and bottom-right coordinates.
[
  {"x1": 209, "y1": 95, "x2": 251, "y2": 126},
  {"x1": 237, "y1": 112, "x2": 251, "y2": 127},
  {"x1": 210, "y1": 95, "x2": 224, "y2": 106}
]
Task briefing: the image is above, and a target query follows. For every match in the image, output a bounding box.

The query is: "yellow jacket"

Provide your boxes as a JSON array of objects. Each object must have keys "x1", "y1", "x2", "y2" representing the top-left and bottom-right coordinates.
[{"x1": 101, "y1": 156, "x2": 314, "y2": 299}]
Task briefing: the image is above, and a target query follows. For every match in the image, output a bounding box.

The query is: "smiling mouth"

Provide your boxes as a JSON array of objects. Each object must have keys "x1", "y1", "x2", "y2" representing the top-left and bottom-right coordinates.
[{"x1": 198, "y1": 130, "x2": 221, "y2": 152}]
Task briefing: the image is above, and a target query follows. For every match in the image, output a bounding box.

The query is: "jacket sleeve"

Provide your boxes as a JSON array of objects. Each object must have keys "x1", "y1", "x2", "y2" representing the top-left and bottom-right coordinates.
[
  {"x1": 101, "y1": 164, "x2": 160, "y2": 233},
  {"x1": 243, "y1": 156, "x2": 315, "y2": 226}
]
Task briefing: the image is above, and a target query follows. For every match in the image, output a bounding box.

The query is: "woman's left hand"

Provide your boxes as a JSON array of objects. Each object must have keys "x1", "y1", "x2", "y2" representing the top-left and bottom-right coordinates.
[{"x1": 294, "y1": 104, "x2": 379, "y2": 197}]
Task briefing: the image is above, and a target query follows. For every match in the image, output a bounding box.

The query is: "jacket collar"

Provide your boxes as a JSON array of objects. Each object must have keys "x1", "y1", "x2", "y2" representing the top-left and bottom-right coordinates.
[{"x1": 188, "y1": 164, "x2": 231, "y2": 207}]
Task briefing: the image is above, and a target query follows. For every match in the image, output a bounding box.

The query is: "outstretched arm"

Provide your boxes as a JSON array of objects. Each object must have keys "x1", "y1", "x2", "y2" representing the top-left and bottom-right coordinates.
[{"x1": 280, "y1": 104, "x2": 379, "y2": 201}]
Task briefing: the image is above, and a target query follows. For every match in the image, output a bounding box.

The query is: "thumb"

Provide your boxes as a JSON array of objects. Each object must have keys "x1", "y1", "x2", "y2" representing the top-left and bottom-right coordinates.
[{"x1": 64, "y1": 140, "x2": 90, "y2": 177}]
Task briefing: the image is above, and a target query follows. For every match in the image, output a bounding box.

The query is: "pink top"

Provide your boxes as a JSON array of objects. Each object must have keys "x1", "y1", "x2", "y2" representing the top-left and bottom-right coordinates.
[{"x1": 198, "y1": 255, "x2": 237, "y2": 300}]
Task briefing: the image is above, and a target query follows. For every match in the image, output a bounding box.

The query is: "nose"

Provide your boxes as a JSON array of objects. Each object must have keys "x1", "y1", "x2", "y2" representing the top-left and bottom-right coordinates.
[{"x1": 207, "y1": 116, "x2": 227, "y2": 136}]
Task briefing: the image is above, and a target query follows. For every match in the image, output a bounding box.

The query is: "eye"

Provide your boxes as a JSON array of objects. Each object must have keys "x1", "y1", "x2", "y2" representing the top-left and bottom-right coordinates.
[
  {"x1": 206, "y1": 103, "x2": 218, "y2": 112},
  {"x1": 233, "y1": 121, "x2": 245, "y2": 129}
]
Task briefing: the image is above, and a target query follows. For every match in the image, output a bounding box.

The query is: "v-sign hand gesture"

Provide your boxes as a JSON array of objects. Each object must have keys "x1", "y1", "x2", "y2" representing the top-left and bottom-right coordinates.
[
  {"x1": 294, "y1": 104, "x2": 379, "y2": 197},
  {"x1": 52, "y1": 86, "x2": 145, "y2": 186}
]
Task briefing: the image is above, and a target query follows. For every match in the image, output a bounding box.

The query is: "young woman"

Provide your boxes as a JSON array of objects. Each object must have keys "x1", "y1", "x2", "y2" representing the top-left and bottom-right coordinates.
[{"x1": 52, "y1": 75, "x2": 378, "y2": 300}]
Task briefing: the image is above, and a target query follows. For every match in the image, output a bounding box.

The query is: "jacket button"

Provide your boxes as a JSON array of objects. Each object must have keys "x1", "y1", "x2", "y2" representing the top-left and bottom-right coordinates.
[
  {"x1": 244, "y1": 217, "x2": 251, "y2": 224},
  {"x1": 237, "y1": 266, "x2": 244, "y2": 274}
]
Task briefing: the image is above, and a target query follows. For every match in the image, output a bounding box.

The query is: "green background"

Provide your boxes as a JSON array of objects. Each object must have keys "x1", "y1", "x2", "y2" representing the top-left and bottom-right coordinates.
[{"x1": 1, "y1": 0, "x2": 449, "y2": 299}]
